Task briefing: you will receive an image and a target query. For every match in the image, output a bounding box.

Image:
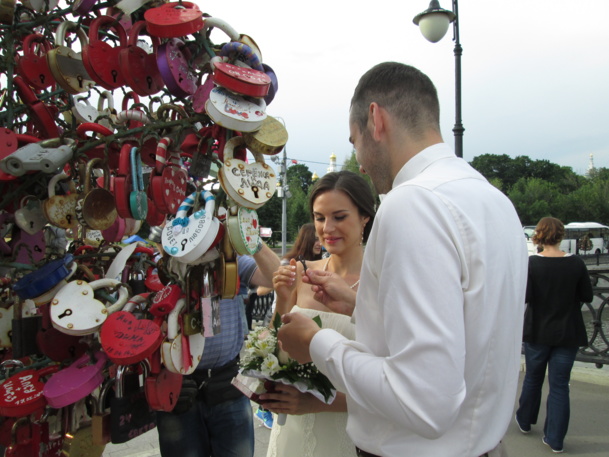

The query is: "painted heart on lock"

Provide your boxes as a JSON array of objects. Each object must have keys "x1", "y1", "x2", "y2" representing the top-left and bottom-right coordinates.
[
  {"x1": 100, "y1": 311, "x2": 163, "y2": 365},
  {"x1": 14, "y1": 196, "x2": 47, "y2": 235}
]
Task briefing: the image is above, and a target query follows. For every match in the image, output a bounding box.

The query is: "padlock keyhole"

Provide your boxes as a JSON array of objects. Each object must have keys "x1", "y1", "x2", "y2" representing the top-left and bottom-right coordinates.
[
  {"x1": 111, "y1": 69, "x2": 118, "y2": 83},
  {"x1": 58, "y1": 308, "x2": 73, "y2": 319},
  {"x1": 39, "y1": 74, "x2": 45, "y2": 84},
  {"x1": 180, "y1": 239, "x2": 187, "y2": 251},
  {"x1": 251, "y1": 186, "x2": 260, "y2": 198}
]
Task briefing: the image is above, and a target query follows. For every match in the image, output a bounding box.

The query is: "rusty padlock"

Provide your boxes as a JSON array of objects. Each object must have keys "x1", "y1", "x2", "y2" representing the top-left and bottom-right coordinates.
[{"x1": 75, "y1": 158, "x2": 117, "y2": 231}]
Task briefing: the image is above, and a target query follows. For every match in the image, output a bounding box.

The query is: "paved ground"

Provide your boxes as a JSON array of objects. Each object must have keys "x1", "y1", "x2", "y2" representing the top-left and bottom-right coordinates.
[{"x1": 102, "y1": 360, "x2": 609, "y2": 457}]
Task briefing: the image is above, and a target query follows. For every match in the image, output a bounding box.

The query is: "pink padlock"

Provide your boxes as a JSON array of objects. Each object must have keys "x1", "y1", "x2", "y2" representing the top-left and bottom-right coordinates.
[{"x1": 43, "y1": 351, "x2": 108, "y2": 408}]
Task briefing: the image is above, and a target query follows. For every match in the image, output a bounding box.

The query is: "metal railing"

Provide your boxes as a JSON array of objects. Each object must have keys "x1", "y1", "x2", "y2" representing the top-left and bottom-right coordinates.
[{"x1": 578, "y1": 269, "x2": 609, "y2": 367}]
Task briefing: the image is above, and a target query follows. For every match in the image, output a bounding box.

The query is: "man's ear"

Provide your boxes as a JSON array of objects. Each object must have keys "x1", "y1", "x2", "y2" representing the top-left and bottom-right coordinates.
[{"x1": 368, "y1": 102, "x2": 386, "y2": 142}]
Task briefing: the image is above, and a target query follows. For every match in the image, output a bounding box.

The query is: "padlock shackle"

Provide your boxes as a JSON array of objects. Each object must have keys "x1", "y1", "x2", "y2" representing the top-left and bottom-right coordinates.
[
  {"x1": 127, "y1": 20, "x2": 161, "y2": 49},
  {"x1": 166, "y1": 297, "x2": 186, "y2": 339},
  {"x1": 88, "y1": 14, "x2": 128, "y2": 47},
  {"x1": 55, "y1": 20, "x2": 89, "y2": 48}
]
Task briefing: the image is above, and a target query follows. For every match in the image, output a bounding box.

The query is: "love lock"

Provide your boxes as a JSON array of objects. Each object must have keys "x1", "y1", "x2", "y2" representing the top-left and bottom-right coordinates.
[
  {"x1": 212, "y1": 61, "x2": 271, "y2": 98},
  {"x1": 205, "y1": 86, "x2": 267, "y2": 133},
  {"x1": 43, "y1": 351, "x2": 108, "y2": 408},
  {"x1": 114, "y1": 142, "x2": 138, "y2": 219},
  {"x1": 72, "y1": 95, "x2": 101, "y2": 124},
  {"x1": 243, "y1": 115, "x2": 288, "y2": 156},
  {"x1": 50, "y1": 278, "x2": 129, "y2": 336},
  {"x1": 14, "y1": 195, "x2": 47, "y2": 235},
  {"x1": 43, "y1": 172, "x2": 80, "y2": 230},
  {"x1": 0, "y1": 365, "x2": 60, "y2": 417},
  {"x1": 157, "y1": 38, "x2": 197, "y2": 98},
  {"x1": 219, "y1": 136, "x2": 277, "y2": 209},
  {"x1": 145, "y1": 348, "x2": 182, "y2": 412},
  {"x1": 144, "y1": 1, "x2": 204, "y2": 38},
  {"x1": 161, "y1": 190, "x2": 223, "y2": 264},
  {"x1": 118, "y1": 20, "x2": 165, "y2": 97},
  {"x1": 100, "y1": 294, "x2": 163, "y2": 365},
  {"x1": 75, "y1": 158, "x2": 117, "y2": 231},
  {"x1": 0, "y1": 138, "x2": 74, "y2": 176},
  {"x1": 148, "y1": 137, "x2": 188, "y2": 215},
  {"x1": 46, "y1": 20, "x2": 96, "y2": 94},
  {"x1": 82, "y1": 15, "x2": 128, "y2": 90},
  {"x1": 227, "y1": 205, "x2": 261, "y2": 255},
  {"x1": 129, "y1": 147, "x2": 148, "y2": 221},
  {"x1": 12, "y1": 76, "x2": 60, "y2": 139},
  {"x1": 15, "y1": 33, "x2": 55, "y2": 90},
  {"x1": 96, "y1": 90, "x2": 117, "y2": 130},
  {"x1": 161, "y1": 298, "x2": 205, "y2": 375}
]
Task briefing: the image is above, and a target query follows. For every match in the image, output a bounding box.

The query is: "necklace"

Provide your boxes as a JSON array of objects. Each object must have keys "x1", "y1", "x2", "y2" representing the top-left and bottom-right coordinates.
[{"x1": 323, "y1": 256, "x2": 360, "y2": 289}]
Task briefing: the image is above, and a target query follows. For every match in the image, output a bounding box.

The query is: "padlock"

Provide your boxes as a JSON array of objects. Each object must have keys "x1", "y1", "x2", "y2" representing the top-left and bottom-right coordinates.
[
  {"x1": 12, "y1": 76, "x2": 60, "y2": 139},
  {"x1": 118, "y1": 20, "x2": 164, "y2": 96},
  {"x1": 148, "y1": 137, "x2": 188, "y2": 215},
  {"x1": 144, "y1": 1, "x2": 204, "y2": 38},
  {"x1": 32, "y1": 409, "x2": 65, "y2": 457},
  {"x1": 182, "y1": 266, "x2": 202, "y2": 336},
  {"x1": 226, "y1": 205, "x2": 262, "y2": 255},
  {"x1": 0, "y1": 138, "x2": 73, "y2": 176},
  {"x1": 12, "y1": 227, "x2": 46, "y2": 265},
  {"x1": 145, "y1": 346, "x2": 182, "y2": 412},
  {"x1": 0, "y1": 301, "x2": 14, "y2": 348},
  {"x1": 150, "y1": 282, "x2": 183, "y2": 317},
  {"x1": 114, "y1": 142, "x2": 137, "y2": 219},
  {"x1": 12, "y1": 254, "x2": 75, "y2": 300},
  {"x1": 202, "y1": 263, "x2": 222, "y2": 335},
  {"x1": 71, "y1": 0, "x2": 96, "y2": 16},
  {"x1": 82, "y1": 15, "x2": 127, "y2": 90},
  {"x1": 100, "y1": 294, "x2": 163, "y2": 365},
  {"x1": 10, "y1": 299, "x2": 43, "y2": 358},
  {"x1": 157, "y1": 38, "x2": 198, "y2": 98},
  {"x1": 42, "y1": 172, "x2": 79, "y2": 230},
  {"x1": 92, "y1": 377, "x2": 114, "y2": 445},
  {"x1": 36, "y1": 302, "x2": 89, "y2": 363},
  {"x1": 0, "y1": 365, "x2": 60, "y2": 417},
  {"x1": 61, "y1": 400, "x2": 106, "y2": 457},
  {"x1": 205, "y1": 85, "x2": 267, "y2": 133},
  {"x1": 15, "y1": 33, "x2": 55, "y2": 90},
  {"x1": 14, "y1": 195, "x2": 48, "y2": 235},
  {"x1": 46, "y1": 21, "x2": 96, "y2": 94},
  {"x1": 71, "y1": 95, "x2": 100, "y2": 124},
  {"x1": 218, "y1": 226, "x2": 239, "y2": 299},
  {"x1": 129, "y1": 146, "x2": 148, "y2": 220},
  {"x1": 74, "y1": 158, "x2": 117, "y2": 231},
  {"x1": 4, "y1": 417, "x2": 36, "y2": 457},
  {"x1": 218, "y1": 136, "x2": 277, "y2": 209},
  {"x1": 43, "y1": 351, "x2": 108, "y2": 408},
  {"x1": 161, "y1": 191, "x2": 223, "y2": 264},
  {"x1": 75, "y1": 122, "x2": 121, "y2": 168},
  {"x1": 96, "y1": 90, "x2": 117, "y2": 130},
  {"x1": 243, "y1": 115, "x2": 288, "y2": 156},
  {"x1": 50, "y1": 278, "x2": 129, "y2": 336},
  {"x1": 110, "y1": 363, "x2": 157, "y2": 444}
]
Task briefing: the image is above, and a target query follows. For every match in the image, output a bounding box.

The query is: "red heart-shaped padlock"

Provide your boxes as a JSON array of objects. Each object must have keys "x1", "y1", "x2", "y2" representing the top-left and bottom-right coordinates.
[
  {"x1": 15, "y1": 33, "x2": 55, "y2": 90},
  {"x1": 100, "y1": 311, "x2": 163, "y2": 365},
  {"x1": 144, "y1": 1, "x2": 204, "y2": 38},
  {"x1": 0, "y1": 365, "x2": 60, "y2": 417}
]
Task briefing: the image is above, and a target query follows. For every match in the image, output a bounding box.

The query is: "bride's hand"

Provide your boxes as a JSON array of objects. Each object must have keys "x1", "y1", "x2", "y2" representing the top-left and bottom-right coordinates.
[
  {"x1": 272, "y1": 258, "x2": 298, "y2": 303},
  {"x1": 259, "y1": 384, "x2": 317, "y2": 415}
]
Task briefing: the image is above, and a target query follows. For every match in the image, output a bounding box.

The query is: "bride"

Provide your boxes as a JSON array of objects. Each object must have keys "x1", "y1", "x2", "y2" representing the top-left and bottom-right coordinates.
[{"x1": 261, "y1": 170, "x2": 376, "y2": 457}]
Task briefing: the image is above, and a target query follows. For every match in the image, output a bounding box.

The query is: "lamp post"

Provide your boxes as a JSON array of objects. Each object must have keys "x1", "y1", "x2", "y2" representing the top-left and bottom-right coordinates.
[
  {"x1": 272, "y1": 117, "x2": 289, "y2": 258},
  {"x1": 413, "y1": 0, "x2": 464, "y2": 158}
]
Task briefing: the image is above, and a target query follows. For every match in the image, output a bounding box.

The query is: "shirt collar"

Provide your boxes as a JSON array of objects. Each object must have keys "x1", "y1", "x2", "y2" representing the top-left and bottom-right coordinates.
[{"x1": 392, "y1": 142, "x2": 455, "y2": 188}]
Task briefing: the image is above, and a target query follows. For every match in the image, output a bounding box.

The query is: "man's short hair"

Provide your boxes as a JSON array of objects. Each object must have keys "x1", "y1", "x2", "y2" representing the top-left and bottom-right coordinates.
[{"x1": 350, "y1": 62, "x2": 441, "y2": 139}]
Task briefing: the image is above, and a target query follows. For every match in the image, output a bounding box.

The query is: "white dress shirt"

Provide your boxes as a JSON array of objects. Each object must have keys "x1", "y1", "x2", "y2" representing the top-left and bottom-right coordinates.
[{"x1": 311, "y1": 143, "x2": 528, "y2": 456}]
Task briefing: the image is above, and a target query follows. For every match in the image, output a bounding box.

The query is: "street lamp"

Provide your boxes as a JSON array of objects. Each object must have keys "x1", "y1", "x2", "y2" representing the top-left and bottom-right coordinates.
[{"x1": 413, "y1": 0, "x2": 464, "y2": 158}]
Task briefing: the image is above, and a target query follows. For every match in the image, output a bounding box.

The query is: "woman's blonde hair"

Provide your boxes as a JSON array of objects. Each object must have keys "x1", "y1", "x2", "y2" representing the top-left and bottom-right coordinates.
[{"x1": 532, "y1": 217, "x2": 564, "y2": 246}]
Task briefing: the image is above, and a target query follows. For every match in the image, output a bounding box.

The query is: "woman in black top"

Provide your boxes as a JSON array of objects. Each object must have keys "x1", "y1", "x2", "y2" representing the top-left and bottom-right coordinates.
[{"x1": 515, "y1": 217, "x2": 593, "y2": 453}]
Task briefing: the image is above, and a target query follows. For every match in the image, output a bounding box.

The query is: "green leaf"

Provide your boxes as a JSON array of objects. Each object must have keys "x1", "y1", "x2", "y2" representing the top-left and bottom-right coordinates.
[
  {"x1": 273, "y1": 312, "x2": 282, "y2": 330},
  {"x1": 312, "y1": 315, "x2": 322, "y2": 328}
]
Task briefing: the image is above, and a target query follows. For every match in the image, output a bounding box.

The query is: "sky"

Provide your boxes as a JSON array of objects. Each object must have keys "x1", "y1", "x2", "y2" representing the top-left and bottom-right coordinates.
[{"x1": 203, "y1": 0, "x2": 609, "y2": 178}]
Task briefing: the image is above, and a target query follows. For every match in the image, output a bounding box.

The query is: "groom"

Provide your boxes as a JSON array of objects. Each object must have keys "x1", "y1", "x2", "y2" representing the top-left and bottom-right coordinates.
[{"x1": 277, "y1": 62, "x2": 528, "y2": 457}]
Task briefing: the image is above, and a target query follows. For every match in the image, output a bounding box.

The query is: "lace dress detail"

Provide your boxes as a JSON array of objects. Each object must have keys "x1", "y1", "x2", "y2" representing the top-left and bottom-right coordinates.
[{"x1": 266, "y1": 306, "x2": 356, "y2": 457}]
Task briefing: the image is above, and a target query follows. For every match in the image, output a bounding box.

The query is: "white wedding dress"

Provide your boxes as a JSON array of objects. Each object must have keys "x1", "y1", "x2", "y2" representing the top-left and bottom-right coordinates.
[{"x1": 266, "y1": 306, "x2": 356, "y2": 457}]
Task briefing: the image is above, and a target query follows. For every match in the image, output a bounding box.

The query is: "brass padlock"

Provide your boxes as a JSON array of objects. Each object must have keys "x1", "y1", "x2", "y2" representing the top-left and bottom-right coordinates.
[
  {"x1": 46, "y1": 21, "x2": 96, "y2": 94},
  {"x1": 92, "y1": 378, "x2": 114, "y2": 446},
  {"x1": 62, "y1": 400, "x2": 106, "y2": 457}
]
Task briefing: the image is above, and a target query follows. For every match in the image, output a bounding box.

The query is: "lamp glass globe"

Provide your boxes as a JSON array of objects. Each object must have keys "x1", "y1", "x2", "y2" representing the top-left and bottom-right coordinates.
[{"x1": 419, "y1": 13, "x2": 450, "y2": 43}]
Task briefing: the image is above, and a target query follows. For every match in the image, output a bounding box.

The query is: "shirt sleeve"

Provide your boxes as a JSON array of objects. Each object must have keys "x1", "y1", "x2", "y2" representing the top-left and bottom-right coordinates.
[
  {"x1": 237, "y1": 255, "x2": 258, "y2": 293},
  {"x1": 311, "y1": 185, "x2": 468, "y2": 439}
]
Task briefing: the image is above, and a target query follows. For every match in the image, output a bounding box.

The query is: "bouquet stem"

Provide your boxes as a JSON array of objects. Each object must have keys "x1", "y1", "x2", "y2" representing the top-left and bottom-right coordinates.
[{"x1": 277, "y1": 413, "x2": 287, "y2": 426}]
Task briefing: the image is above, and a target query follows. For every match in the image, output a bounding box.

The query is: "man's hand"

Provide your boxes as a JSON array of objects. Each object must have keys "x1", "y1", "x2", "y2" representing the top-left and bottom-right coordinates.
[
  {"x1": 302, "y1": 269, "x2": 356, "y2": 316},
  {"x1": 277, "y1": 313, "x2": 320, "y2": 364}
]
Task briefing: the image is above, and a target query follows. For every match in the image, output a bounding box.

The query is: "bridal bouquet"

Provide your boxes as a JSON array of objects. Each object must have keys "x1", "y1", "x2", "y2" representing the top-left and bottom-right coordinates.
[{"x1": 238, "y1": 314, "x2": 336, "y2": 409}]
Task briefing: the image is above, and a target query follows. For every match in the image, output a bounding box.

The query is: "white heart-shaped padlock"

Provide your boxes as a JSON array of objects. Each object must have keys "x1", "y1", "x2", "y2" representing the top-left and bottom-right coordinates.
[
  {"x1": 50, "y1": 278, "x2": 129, "y2": 336},
  {"x1": 161, "y1": 191, "x2": 223, "y2": 264},
  {"x1": 227, "y1": 205, "x2": 261, "y2": 255},
  {"x1": 14, "y1": 195, "x2": 48, "y2": 235},
  {"x1": 219, "y1": 136, "x2": 277, "y2": 209},
  {"x1": 161, "y1": 298, "x2": 205, "y2": 375}
]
